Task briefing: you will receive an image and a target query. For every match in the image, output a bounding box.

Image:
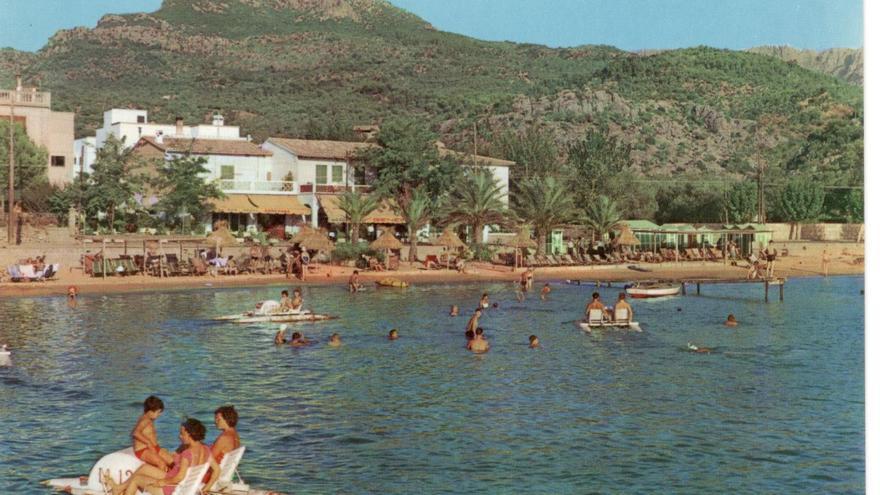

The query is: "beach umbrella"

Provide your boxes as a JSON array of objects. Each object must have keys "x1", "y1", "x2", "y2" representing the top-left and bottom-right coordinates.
[
  {"x1": 434, "y1": 228, "x2": 466, "y2": 269},
  {"x1": 613, "y1": 225, "x2": 640, "y2": 247},
  {"x1": 300, "y1": 230, "x2": 335, "y2": 253},
  {"x1": 503, "y1": 227, "x2": 537, "y2": 270},
  {"x1": 370, "y1": 230, "x2": 404, "y2": 269},
  {"x1": 207, "y1": 226, "x2": 239, "y2": 256},
  {"x1": 291, "y1": 225, "x2": 315, "y2": 244}
]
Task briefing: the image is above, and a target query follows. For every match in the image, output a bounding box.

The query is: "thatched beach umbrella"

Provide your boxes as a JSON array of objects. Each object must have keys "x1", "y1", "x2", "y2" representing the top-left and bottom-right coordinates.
[
  {"x1": 613, "y1": 225, "x2": 640, "y2": 247},
  {"x1": 370, "y1": 230, "x2": 404, "y2": 269},
  {"x1": 434, "y1": 228, "x2": 466, "y2": 269},
  {"x1": 503, "y1": 227, "x2": 537, "y2": 270},
  {"x1": 290, "y1": 225, "x2": 315, "y2": 244},
  {"x1": 300, "y1": 230, "x2": 335, "y2": 253},
  {"x1": 207, "y1": 226, "x2": 238, "y2": 254}
]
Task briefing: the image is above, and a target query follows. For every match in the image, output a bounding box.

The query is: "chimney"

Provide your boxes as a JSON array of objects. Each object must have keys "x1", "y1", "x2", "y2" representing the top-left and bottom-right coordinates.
[
  {"x1": 175, "y1": 117, "x2": 183, "y2": 136},
  {"x1": 212, "y1": 111, "x2": 224, "y2": 127},
  {"x1": 15, "y1": 74, "x2": 22, "y2": 91}
]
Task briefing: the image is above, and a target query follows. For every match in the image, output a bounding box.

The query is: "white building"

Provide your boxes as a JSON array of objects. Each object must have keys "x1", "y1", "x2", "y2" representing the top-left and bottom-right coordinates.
[{"x1": 78, "y1": 109, "x2": 245, "y2": 174}]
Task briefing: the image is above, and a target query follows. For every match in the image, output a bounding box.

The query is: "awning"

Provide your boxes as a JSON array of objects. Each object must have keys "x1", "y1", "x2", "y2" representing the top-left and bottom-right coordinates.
[
  {"x1": 248, "y1": 195, "x2": 310, "y2": 215},
  {"x1": 319, "y1": 195, "x2": 346, "y2": 223},
  {"x1": 363, "y1": 199, "x2": 405, "y2": 225},
  {"x1": 210, "y1": 194, "x2": 262, "y2": 214},
  {"x1": 210, "y1": 194, "x2": 310, "y2": 215}
]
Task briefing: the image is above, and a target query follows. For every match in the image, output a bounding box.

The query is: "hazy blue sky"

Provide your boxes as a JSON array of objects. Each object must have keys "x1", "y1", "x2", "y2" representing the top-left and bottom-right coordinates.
[{"x1": 0, "y1": 0, "x2": 863, "y2": 52}]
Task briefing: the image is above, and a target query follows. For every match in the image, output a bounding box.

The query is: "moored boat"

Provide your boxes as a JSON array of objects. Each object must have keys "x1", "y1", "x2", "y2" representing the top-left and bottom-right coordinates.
[{"x1": 625, "y1": 281, "x2": 680, "y2": 298}]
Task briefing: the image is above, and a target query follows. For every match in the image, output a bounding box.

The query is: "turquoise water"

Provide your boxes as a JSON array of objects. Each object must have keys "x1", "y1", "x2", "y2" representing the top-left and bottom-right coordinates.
[{"x1": 0, "y1": 276, "x2": 864, "y2": 494}]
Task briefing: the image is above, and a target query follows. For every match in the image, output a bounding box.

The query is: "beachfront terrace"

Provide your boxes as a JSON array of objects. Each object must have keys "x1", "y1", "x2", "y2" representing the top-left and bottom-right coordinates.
[
  {"x1": 299, "y1": 184, "x2": 373, "y2": 194},
  {"x1": 218, "y1": 179, "x2": 299, "y2": 195}
]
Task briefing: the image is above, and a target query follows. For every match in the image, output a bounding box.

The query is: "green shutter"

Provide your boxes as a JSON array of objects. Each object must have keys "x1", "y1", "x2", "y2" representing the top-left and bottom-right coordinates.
[
  {"x1": 332, "y1": 165, "x2": 343, "y2": 183},
  {"x1": 220, "y1": 165, "x2": 235, "y2": 180},
  {"x1": 316, "y1": 165, "x2": 328, "y2": 184}
]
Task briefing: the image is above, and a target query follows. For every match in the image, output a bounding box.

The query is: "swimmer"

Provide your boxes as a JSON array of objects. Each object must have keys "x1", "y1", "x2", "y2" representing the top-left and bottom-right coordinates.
[
  {"x1": 67, "y1": 286, "x2": 78, "y2": 298},
  {"x1": 388, "y1": 329, "x2": 399, "y2": 341},
  {"x1": 687, "y1": 342, "x2": 713, "y2": 354},
  {"x1": 450, "y1": 305, "x2": 459, "y2": 317},
  {"x1": 470, "y1": 327, "x2": 489, "y2": 353},
  {"x1": 465, "y1": 308, "x2": 482, "y2": 334},
  {"x1": 289, "y1": 332, "x2": 312, "y2": 347},
  {"x1": 724, "y1": 314, "x2": 738, "y2": 327},
  {"x1": 492, "y1": 302, "x2": 499, "y2": 309},
  {"x1": 528, "y1": 335, "x2": 539, "y2": 348},
  {"x1": 328, "y1": 333, "x2": 342, "y2": 347},
  {"x1": 465, "y1": 329, "x2": 475, "y2": 350},
  {"x1": 540, "y1": 283, "x2": 551, "y2": 300},
  {"x1": 274, "y1": 330, "x2": 287, "y2": 345},
  {"x1": 349, "y1": 270, "x2": 362, "y2": 293},
  {"x1": 480, "y1": 293, "x2": 490, "y2": 309}
]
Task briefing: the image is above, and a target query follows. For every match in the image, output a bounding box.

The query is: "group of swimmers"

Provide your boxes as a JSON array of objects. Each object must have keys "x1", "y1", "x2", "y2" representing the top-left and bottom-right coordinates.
[
  {"x1": 275, "y1": 323, "x2": 342, "y2": 348},
  {"x1": 453, "y1": 292, "x2": 542, "y2": 353},
  {"x1": 103, "y1": 396, "x2": 240, "y2": 495}
]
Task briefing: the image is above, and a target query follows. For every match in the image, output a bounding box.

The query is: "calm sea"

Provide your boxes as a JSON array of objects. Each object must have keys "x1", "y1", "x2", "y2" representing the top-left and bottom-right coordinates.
[{"x1": 0, "y1": 275, "x2": 864, "y2": 494}]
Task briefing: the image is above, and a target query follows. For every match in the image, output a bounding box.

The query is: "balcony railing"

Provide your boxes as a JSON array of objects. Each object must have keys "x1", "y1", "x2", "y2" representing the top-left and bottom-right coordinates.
[
  {"x1": 218, "y1": 180, "x2": 298, "y2": 194},
  {"x1": 0, "y1": 89, "x2": 51, "y2": 108},
  {"x1": 299, "y1": 184, "x2": 373, "y2": 194}
]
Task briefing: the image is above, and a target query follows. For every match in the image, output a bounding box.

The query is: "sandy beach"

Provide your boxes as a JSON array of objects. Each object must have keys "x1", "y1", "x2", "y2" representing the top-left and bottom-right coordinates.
[{"x1": 0, "y1": 249, "x2": 863, "y2": 298}]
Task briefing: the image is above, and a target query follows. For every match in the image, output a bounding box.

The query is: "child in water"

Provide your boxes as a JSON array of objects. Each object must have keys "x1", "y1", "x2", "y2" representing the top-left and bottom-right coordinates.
[
  {"x1": 388, "y1": 329, "x2": 399, "y2": 340},
  {"x1": 529, "y1": 335, "x2": 540, "y2": 348},
  {"x1": 329, "y1": 333, "x2": 342, "y2": 347}
]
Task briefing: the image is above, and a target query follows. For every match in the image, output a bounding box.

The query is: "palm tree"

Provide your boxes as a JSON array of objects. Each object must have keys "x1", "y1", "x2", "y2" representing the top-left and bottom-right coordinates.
[
  {"x1": 337, "y1": 191, "x2": 379, "y2": 244},
  {"x1": 397, "y1": 187, "x2": 433, "y2": 262},
  {"x1": 512, "y1": 177, "x2": 578, "y2": 255},
  {"x1": 442, "y1": 170, "x2": 508, "y2": 244},
  {"x1": 584, "y1": 195, "x2": 623, "y2": 241}
]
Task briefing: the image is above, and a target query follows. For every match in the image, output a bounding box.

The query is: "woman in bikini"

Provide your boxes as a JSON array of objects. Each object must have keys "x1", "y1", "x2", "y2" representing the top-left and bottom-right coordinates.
[
  {"x1": 104, "y1": 418, "x2": 219, "y2": 495},
  {"x1": 211, "y1": 406, "x2": 241, "y2": 464}
]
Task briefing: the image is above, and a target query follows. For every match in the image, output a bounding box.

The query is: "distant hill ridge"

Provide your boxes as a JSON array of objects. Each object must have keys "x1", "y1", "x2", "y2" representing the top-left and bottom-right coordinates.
[
  {"x1": 747, "y1": 45, "x2": 862, "y2": 85},
  {"x1": 0, "y1": 0, "x2": 862, "y2": 187}
]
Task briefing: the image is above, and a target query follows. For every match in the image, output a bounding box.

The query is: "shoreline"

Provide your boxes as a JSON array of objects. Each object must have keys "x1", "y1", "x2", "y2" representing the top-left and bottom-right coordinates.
[{"x1": 0, "y1": 257, "x2": 864, "y2": 299}]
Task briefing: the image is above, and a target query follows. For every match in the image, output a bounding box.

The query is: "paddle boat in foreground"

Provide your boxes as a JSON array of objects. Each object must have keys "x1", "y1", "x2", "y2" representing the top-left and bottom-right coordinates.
[
  {"x1": 578, "y1": 309, "x2": 641, "y2": 333},
  {"x1": 214, "y1": 306, "x2": 336, "y2": 324},
  {"x1": 43, "y1": 446, "x2": 283, "y2": 495},
  {"x1": 625, "y1": 281, "x2": 680, "y2": 298}
]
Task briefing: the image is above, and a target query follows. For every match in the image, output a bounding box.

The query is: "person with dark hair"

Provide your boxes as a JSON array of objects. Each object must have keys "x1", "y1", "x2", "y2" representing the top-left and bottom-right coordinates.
[
  {"x1": 278, "y1": 290, "x2": 291, "y2": 311},
  {"x1": 480, "y1": 293, "x2": 490, "y2": 309},
  {"x1": 289, "y1": 332, "x2": 312, "y2": 347},
  {"x1": 465, "y1": 308, "x2": 482, "y2": 335},
  {"x1": 207, "y1": 406, "x2": 241, "y2": 482},
  {"x1": 131, "y1": 396, "x2": 173, "y2": 471},
  {"x1": 348, "y1": 270, "x2": 362, "y2": 292},
  {"x1": 529, "y1": 335, "x2": 540, "y2": 348},
  {"x1": 388, "y1": 329, "x2": 399, "y2": 341},
  {"x1": 105, "y1": 418, "x2": 219, "y2": 495},
  {"x1": 470, "y1": 327, "x2": 489, "y2": 353},
  {"x1": 465, "y1": 329, "x2": 475, "y2": 350},
  {"x1": 328, "y1": 333, "x2": 342, "y2": 347},
  {"x1": 290, "y1": 288, "x2": 303, "y2": 311}
]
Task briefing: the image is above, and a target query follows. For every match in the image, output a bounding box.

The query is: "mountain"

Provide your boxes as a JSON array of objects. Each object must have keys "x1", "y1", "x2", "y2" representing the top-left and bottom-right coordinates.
[
  {"x1": 747, "y1": 46, "x2": 862, "y2": 85},
  {"x1": 0, "y1": 0, "x2": 863, "y2": 184}
]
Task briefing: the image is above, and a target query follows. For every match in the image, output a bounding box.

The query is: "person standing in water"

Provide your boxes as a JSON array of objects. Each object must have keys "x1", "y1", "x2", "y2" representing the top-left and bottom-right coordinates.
[
  {"x1": 470, "y1": 328, "x2": 489, "y2": 353},
  {"x1": 465, "y1": 308, "x2": 482, "y2": 334},
  {"x1": 540, "y1": 283, "x2": 551, "y2": 300},
  {"x1": 821, "y1": 249, "x2": 831, "y2": 277},
  {"x1": 349, "y1": 270, "x2": 361, "y2": 292},
  {"x1": 480, "y1": 293, "x2": 490, "y2": 309}
]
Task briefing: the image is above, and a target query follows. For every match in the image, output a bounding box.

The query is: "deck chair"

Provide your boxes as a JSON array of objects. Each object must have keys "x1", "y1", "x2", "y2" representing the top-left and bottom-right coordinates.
[
  {"x1": 587, "y1": 309, "x2": 604, "y2": 325},
  {"x1": 423, "y1": 254, "x2": 441, "y2": 269},
  {"x1": 208, "y1": 446, "x2": 246, "y2": 492},
  {"x1": 590, "y1": 254, "x2": 605, "y2": 264},
  {"x1": 189, "y1": 257, "x2": 208, "y2": 276},
  {"x1": 169, "y1": 462, "x2": 210, "y2": 495}
]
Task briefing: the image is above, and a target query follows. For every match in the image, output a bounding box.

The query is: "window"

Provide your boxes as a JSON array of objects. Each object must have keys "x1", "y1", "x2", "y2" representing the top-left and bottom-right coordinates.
[
  {"x1": 220, "y1": 165, "x2": 235, "y2": 180},
  {"x1": 332, "y1": 165, "x2": 343, "y2": 183},
  {"x1": 50, "y1": 156, "x2": 65, "y2": 167},
  {"x1": 137, "y1": 115, "x2": 146, "y2": 124},
  {"x1": 315, "y1": 164, "x2": 328, "y2": 185}
]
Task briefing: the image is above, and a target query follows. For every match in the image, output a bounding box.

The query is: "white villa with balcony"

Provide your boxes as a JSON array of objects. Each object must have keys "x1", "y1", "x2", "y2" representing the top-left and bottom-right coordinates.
[{"x1": 76, "y1": 108, "x2": 246, "y2": 177}]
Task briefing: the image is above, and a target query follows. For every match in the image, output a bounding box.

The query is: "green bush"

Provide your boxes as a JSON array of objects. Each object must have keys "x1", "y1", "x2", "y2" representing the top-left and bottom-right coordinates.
[
  {"x1": 468, "y1": 243, "x2": 495, "y2": 262},
  {"x1": 330, "y1": 242, "x2": 384, "y2": 264}
]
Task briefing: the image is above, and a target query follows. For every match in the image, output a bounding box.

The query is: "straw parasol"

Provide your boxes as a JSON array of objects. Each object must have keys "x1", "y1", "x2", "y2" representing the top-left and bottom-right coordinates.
[
  {"x1": 207, "y1": 226, "x2": 238, "y2": 250},
  {"x1": 434, "y1": 228, "x2": 466, "y2": 269},
  {"x1": 613, "y1": 225, "x2": 640, "y2": 247},
  {"x1": 503, "y1": 227, "x2": 537, "y2": 270},
  {"x1": 291, "y1": 225, "x2": 315, "y2": 244},
  {"x1": 300, "y1": 230, "x2": 335, "y2": 253},
  {"x1": 370, "y1": 230, "x2": 404, "y2": 269}
]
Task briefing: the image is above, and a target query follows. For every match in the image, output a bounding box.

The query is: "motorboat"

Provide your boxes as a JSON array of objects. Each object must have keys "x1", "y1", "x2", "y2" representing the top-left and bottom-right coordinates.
[
  {"x1": 43, "y1": 446, "x2": 283, "y2": 495},
  {"x1": 625, "y1": 281, "x2": 681, "y2": 298}
]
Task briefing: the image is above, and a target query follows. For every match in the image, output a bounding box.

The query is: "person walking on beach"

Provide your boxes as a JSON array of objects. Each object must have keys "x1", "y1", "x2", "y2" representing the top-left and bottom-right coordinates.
[{"x1": 822, "y1": 249, "x2": 831, "y2": 277}]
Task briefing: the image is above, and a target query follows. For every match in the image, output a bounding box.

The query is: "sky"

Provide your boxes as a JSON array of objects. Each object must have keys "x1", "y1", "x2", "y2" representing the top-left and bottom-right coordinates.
[{"x1": 0, "y1": 0, "x2": 863, "y2": 52}]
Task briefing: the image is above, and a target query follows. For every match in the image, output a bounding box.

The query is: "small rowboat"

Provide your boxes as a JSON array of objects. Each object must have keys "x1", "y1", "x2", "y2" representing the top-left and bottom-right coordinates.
[
  {"x1": 375, "y1": 278, "x2": 409, "y2": 288},
  {"x1": 625, "y1": 282, "x2": 680, "y2": 298}
]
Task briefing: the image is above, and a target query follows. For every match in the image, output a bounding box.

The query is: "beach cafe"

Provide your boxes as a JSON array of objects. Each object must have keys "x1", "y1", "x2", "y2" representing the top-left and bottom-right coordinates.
[{"x1": 619, "y1": 220, "x2": 773, "y2": 256}]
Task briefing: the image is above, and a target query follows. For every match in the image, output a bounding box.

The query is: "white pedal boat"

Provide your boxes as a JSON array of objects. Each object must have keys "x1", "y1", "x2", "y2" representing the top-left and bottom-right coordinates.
[
  {"x1": 625, "y1": 282, "x2": 680, "y2": 298},
  {"x1": 214, "y1": 309, "x2": 337, "y2": 324},
  {"x1": 578, "y1": 309, "x2": 641, "y2": 332},
  {"x1": 43, "y1": 446, "x2": 282, "y2": 495}
]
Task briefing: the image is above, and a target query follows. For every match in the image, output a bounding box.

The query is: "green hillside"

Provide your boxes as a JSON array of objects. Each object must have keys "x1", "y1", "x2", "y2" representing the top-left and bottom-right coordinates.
[{"x1": 0, "y1": 0, "x2": 863, "y2": 187}]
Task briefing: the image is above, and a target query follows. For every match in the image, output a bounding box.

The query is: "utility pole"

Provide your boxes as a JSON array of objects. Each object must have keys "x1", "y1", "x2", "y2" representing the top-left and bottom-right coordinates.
[
  {"x1": 472, "y1": 121, "x2": 477, "y2": 168},
  {"x1": 7, "y1": 75, "x2": 16, "y2": 244},
  {"x1": 757, "y1": 164, "x2": 766, "y2": 224}
]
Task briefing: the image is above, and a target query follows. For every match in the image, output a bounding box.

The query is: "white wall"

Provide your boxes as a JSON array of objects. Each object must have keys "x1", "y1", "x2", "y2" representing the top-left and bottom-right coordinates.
[
  {"x1": 296, "y1": 157, "x2": 352, "y2": 187},
  {"x1": 486, "y1": 165, "x2": 510, "y2": 204},
  {"x1": 261, "y1": 142, "x2": 298, "y2": 182},
  {"x1": 166, "y1": 153, "x2": 274, "y2": 183},
  {"x1": 73, "y1": 137, "x2": 97, "y2": 177}
]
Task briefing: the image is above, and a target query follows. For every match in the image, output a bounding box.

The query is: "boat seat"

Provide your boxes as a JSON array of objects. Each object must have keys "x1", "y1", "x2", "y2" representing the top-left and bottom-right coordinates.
[
  {"x1": 587, "y1": 309, "x2": 604, "y2": 325},
  {"x1": 614, "y1": 308, "x2": 630, "y2": 323}
]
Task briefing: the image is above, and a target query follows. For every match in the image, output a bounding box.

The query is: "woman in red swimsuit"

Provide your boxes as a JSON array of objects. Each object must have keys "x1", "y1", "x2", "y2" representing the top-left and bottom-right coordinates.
[
  {"x1": 104, "y1": 418, "x2": 220, "y2": 495},
  {"x1": 201, "y1": 405, "x2": 242, "y2": 487}
]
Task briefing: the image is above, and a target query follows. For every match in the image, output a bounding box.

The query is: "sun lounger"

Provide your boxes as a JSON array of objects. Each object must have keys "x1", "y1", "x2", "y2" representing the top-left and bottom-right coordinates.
[
  {"x1": 614, "y1": 308, "x2": 631, "y2": 323},
  {"x1": 208, "y1": 446, "x2": 246, "y2": 492},
  {"x1": 170, "y1": 462, "x2": 210, "y2": 495}
]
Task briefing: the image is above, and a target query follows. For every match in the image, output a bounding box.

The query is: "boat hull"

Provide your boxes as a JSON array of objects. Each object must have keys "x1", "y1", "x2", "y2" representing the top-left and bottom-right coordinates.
[
  {"x1": 578, "y1": 321, "x2": 641, "y2": 332},
  {"x1": 625, "y1": 286, "x2": 680, "y2": 298},
  {"x1": 232, "y1": 314, "x2": 337, "y2": 324}
]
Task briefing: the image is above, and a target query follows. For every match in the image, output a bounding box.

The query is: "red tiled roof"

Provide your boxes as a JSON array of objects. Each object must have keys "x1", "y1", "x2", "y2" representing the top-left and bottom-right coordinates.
[
  {"x1": 137, "y1": 137, "x2": 272, "y2": 157},
  {"x1": 266, "y1": 137, "x2": 377, "y2": 160},
  {"x1": 436, "y1": 142, "x2": 515, "y2": 167}
]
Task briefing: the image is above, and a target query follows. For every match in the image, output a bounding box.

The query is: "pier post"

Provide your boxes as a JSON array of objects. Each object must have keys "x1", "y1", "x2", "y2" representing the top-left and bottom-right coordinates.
[
  {"x1": 681, "y1": 282, "x2": 687, "y2": 296},
  {"x1": 779, "y1": 281, "x2": 784, "y2": 302},
  {"x1": 697, "y1": 283, "x2": 701, "y2": 295},
  {"x1": 764, "y1": 280, "x2": 769, "y2": 303}
]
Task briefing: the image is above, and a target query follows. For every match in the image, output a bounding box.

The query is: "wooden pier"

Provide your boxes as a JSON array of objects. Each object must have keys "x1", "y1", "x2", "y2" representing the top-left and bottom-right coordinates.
[{"x1": 681, "y1": 278, "x2": 785, "y2": 302}]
